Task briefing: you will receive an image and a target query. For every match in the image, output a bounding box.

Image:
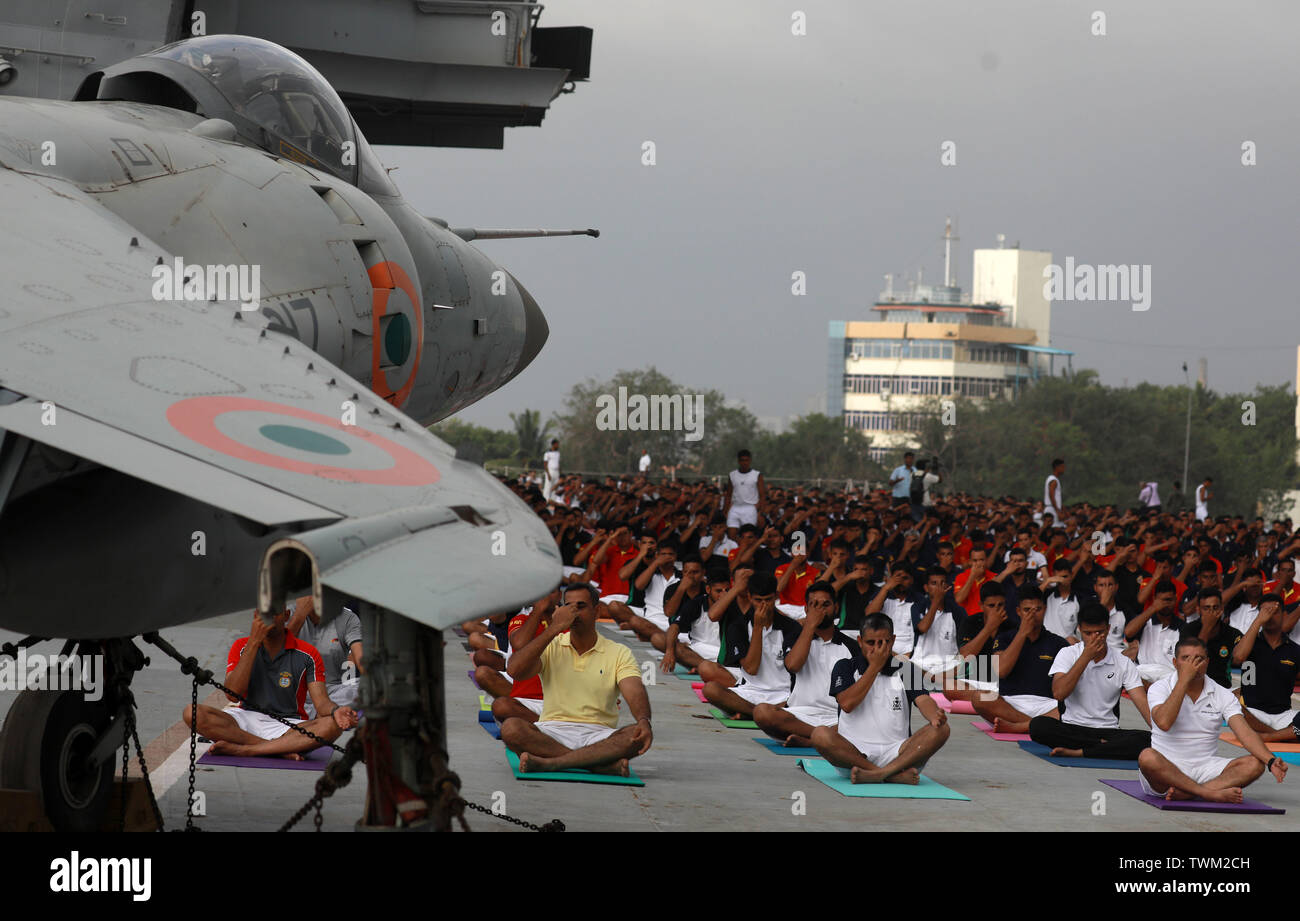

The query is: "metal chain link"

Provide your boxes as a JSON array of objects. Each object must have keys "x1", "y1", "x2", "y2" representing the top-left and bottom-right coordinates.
[
  {"x1": 125, "y1": 706, "x2": 165, "y2": 832},
  {"x1": 461, "y1": 798, "x2": 565, "y2": 832},
  {"x1": 185, "y1": 676, "x2": 198, "y2": 831},
  {"x1": 119, "y1": 730, "x2": 129, "y2": 832}
]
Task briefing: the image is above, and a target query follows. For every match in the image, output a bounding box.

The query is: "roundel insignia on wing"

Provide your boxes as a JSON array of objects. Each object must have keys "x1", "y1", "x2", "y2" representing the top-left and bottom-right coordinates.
[{"x1": 166, "y1": 396, "x2": 440, "y2": 486}]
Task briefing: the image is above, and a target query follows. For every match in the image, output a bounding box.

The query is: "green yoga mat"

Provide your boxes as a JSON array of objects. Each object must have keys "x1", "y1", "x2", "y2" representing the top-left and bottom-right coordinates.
[
  {"x1": 505, "y1": 749, "x2": 645, "y2": 786},
  {"x1": 708, "y1": 706, "x2": 758, "y2": 729},
  {"x1": 795, "y1": 758, "x2": 969, "y2": 800}
]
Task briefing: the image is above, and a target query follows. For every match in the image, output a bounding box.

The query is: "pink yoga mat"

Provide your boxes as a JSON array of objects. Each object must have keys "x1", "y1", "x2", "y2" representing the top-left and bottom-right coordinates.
[
  {"x1": 970, "y1": 719, "x2": 1031, "y2": 742},
  {"x1": 931, "y1": 692, "x2": 976, "y2": 715},
  {"x1": 693, "y1": 687, "x2": 708, "y2": 703}
]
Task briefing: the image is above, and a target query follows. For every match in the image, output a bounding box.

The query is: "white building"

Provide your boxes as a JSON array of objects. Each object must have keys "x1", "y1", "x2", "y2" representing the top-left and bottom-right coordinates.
[{"x1": 828, "y1": 226, "x2": 1072, "y2": 463}]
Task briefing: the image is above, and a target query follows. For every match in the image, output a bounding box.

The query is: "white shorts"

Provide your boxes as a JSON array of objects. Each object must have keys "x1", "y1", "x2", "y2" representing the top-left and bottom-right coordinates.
[
  {"x1": 726, "y1": 505, "x2": 758, "y2": 529},
  {"x1": 562, "y1": 565, "x2": 587, "y2": 578},
  {"x1": 1139, "y1": 754, "x2": 1236, "y2": 796},
  {"x1": 1138, "y1": 663, "x2": 1175, "y2": 683},
  {"x1": 515, "y1": 697, "x2": 545, "y2": 716},
  {"x1": 304, "y1": 680, "x2": 359, "y2": 719},
  {"x1": 776, "y1": 602, "x2": 806, "y2": 621},
  {"x1": 784, "y1": 705, "x2": 839, "y2": 728},
  {"x1": 724, "y1": 665, "x2": 744, "y2": 683},
  {"x1": 535, "y1": 720, "x2": 617, "y2": 750},
  {"x1": 1003, "y1": 694, "x2": 1058, "y2": 719},
  {"x1": 732, "y1": 681, "x2": 789, "y2": 706},
  {"x1": 835, "y1": 737, "x2": 905, "y2": 775},
  {"x1": 685, "y1": 641, "x2": 720, "y2": 662},
  {"x1": 643, "y1": 610, "x2": 670, "y2": 632},
  {"x1": 1246, "y1": 707, "x2": 1299, "y2": 731},
  {"x1": 223, "y1": 705, "x2": 302, "y2": 741},
  {"x1": 600, "y1": 593, "x2": 629, "y2": 605}
]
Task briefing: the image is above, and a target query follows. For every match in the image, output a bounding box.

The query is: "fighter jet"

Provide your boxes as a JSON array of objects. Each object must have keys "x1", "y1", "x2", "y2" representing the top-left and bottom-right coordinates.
[{"x1": 0, "y1": 35, "x2": 592, "y2": 831}]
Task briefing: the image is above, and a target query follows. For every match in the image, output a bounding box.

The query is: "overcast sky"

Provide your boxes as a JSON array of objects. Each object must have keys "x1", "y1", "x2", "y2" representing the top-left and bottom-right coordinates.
[{"x1": 380, "y1": 0, "x2": 1300, "y2": 432}]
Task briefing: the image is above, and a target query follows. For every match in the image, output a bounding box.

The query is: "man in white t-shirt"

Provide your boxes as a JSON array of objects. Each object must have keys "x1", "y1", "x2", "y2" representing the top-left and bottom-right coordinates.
[
  {"x1": 1194, "y1": 477, "x2": 1212, "y2": 521},
  {"x1": 1137, "y1": 636, "x2": 1284, "y2": 802},
  {"x1": 723, "y1": 449, "x2": 766, "y2": 539},
  {"x1": 1043, "y1": 458, "x2": 1065, "y2": 525},
  {"x1": 1138, "y1": 480, "x2": 1161, "y2": 510},
  {"x1": 701, "y1": 572, "x2": 800, "y2": 718},
  {"x1": 1040, "y1": 559, "x2": 1081, "y2": 640},
  {"x1": 888, "y1": 452, "x2": 916, "y2": 504},
  {"x1": 542, "y1": 438, "x2": 561, "y2": 502},
  {"x1": 752, "y1": 583, "x2": 856, "y2": 747},
  {"x1": 1028, "y1": 603, "x2": 1153, "y2": 759},
  {"x1": 1124, "y1": 581, "x2": 1184, "y2": 683},
  {"x1": 638, "y1": 449, "x2": 651, "y2": 474}
]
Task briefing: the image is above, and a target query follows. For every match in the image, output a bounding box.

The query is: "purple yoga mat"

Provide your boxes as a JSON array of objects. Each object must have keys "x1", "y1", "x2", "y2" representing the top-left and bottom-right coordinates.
[
  {"x1": 197, "y1": 745, "x2": 333, "y2": 771},
  {"x1": 1101, "y1": 779, "x2": 1285, "y2": 814}
]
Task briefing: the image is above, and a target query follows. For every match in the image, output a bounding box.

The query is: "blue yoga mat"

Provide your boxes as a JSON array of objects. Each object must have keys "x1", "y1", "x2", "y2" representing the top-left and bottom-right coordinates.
[
  {"x1": 753, "y1": 736, "x2": 818, "y2": 757},
  {"x1": 481, "y1": 720, "x2": 502, "y2": 739},
  {"x1": 796, "y1": 758, "x2": 969, "y2": 800},
  {"x1": 505, "y1": 750, "x2": 644, "y2": 786},
  {"x1": 1017, "y1": 740, "x2": 1140, "y2": 770}
]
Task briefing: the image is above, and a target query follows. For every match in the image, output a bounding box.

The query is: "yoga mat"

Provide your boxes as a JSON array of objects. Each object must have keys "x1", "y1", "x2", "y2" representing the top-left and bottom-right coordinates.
[
  {"x1": 674, "y1": 664, "x2": 701, "y2": 680},
  {"x1": 1101, "y1": 779, "x2": 1284, "y2": 814},
  {"x1": 930, "y1": 692, "x2": 976, "y2": 715},
  {"x1": 1016, "y1": 740, "x2": 1139, "y2": 770},
  {"x1": 197, "y1": 745, "x2": 332, "y2": 771},
  {"x1": 693, "y1": 686, "x2": 708, "y2": 703},
  {"x1": 481, "y1": 721, "x2": 502, "y2": 739},
  {"x1": 467, "y1": 669, "x2": 481, "y2": 689},
  {"x1": 796, "y1": 758, "x2": 969, "y2": 800},
  {"x1": 504, "y1": 750, "x2": 644, "y2": 786},
  {"x1": 970, "y1": 720, "x2": 1031, "y2": 742},
  {"x1": 753, "y1": 736, "x2": 818, "y2": 757},
  {"x1": 708, "y1": 706, "x2": 758, "y2": 729},
  {"x1": 1279, "y1": 752, "x2": 1300, "y2": 766},
  {"x1": 1218, "y1": 731, "x2": 1300, "y2": 753}
]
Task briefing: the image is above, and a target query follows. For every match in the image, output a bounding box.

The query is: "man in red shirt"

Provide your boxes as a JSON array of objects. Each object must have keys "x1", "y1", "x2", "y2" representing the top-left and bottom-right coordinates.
[
  {"x1": 953, "y1": 547, "x2": 992, "y2": 618},
  {"x1": 490, "y1": 592, "x2": 557, "y2": 724},
  {"x1": 591, "y1": 524, "x2": 639, "y2": 600},
  {"x1": 775, "y1": 552, "x2": 818, "y2": 620},
  {"x1": 1263, "y1": 559, "x2": 1300, "y2": 610}
]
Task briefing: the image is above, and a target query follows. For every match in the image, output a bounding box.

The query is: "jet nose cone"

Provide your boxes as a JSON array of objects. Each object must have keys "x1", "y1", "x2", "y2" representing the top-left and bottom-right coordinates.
[{"x1": 508, "y1": 273, "x2": 548, "y2": 381}]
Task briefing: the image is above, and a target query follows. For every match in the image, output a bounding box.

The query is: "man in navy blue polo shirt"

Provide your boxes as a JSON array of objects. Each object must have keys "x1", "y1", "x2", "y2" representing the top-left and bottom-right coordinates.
[
  {"x1": 810, "y1": 612, "x2": 950, "y2": 784},
  {"x1": 972, "y1": 586, "x2": 1068, "y2": 734},
  {"x1": 183, "y1": 608, "x2": 359, "y2": 759}
]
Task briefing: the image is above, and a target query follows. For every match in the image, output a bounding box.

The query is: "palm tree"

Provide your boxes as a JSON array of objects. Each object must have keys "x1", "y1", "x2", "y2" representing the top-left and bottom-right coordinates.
[{"x1": 510, "y1": 409, "x2": 551, "y2": 468}]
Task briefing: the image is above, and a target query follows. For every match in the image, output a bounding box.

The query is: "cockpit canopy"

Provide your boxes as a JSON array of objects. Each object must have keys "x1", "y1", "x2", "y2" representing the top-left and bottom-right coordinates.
[{"x1": 81, "y1": 35, "x2": 393, "y2": 192}]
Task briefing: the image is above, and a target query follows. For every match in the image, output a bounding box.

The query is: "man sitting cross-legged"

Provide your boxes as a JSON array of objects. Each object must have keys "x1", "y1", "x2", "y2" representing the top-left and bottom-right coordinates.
[
  {"x1": 1138, "y1": 636, "x2": 1286, "y2": 802},
  {"x1": 692, "y1": 562, "x2": 757, "y2": 688},
  {"x1": 809, "y1": 612, "x2": 950, "y2": 784},
  {"x1": 489, "y1": 590, "x2": 558, "y2": 725},
  {"x1": 1028, "y1": 603, "x2": 1154, "y2": 759},
  {"x1": 1231, "y1": 593, "x2": 1300, "y2": 744},
  {"x1": 657, "y1": 555, "x2": 722, "y2": 676},
  {"x1": 702, "y1": 571, "x2": 802, "y2": 720},
  {"x1": 183, "y1": 608, "x2": 358, "y2": 759},
  {"x1": 753, "y1": 582, "x2": 856, "y2": 747},
  {"x1": 972, "y1": 587, "x2": 1068, "y2": 734},
  {"x1": 501, "y1": 583, "x2": 652, "y2": 776}
]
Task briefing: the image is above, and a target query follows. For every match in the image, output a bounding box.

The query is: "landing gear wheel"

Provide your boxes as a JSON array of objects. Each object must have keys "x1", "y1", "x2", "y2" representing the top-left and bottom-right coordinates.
[{"x1": 0, "y1": 690, "x2": 115, "y2": 832}]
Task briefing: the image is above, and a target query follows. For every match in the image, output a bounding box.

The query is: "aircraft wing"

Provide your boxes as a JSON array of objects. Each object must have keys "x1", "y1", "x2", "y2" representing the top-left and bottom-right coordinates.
[{"x1": 0, "y1": 167, "x2": 560, "y2": 629}]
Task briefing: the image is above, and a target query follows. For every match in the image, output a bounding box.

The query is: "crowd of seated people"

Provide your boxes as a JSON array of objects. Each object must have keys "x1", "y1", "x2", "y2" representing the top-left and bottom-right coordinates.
[{"x1": 460, "y1": 450, "x2": 1297, "y2": 797}]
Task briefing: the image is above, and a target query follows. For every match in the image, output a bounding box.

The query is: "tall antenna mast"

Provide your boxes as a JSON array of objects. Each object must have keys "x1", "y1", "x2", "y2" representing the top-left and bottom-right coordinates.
[{"x1": 943, "y1": 216, "x2": 959, "y2": 287}]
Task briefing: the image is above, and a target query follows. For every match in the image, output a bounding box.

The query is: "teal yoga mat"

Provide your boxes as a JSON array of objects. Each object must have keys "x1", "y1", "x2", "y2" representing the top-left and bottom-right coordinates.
[
  {"x1": 795, "y1": 757, "x2": 969, "y2": 800},
  {"x1": 673, "y1": 664, "x2": 701, "y2": 680},
  {"x1": 753, "y1": 736, "x2": 818, "y2": 757},
  {"x1": 708, "y1": 706, "x2": 758, "y2": 729},
  {"x1": 1017, "y1": 740, "x2": 1140, "y2": 770},
  {"x1": 505, "y1": 749, "x2": 645, "y2": 786}
]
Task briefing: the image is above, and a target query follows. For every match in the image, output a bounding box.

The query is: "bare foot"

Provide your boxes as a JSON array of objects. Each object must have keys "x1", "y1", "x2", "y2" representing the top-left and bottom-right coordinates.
[
  {"x1": 730, "y1": 712, "x2": 747, "y2": 721},
  {"x1": 208, "y1": 740, "x2": 236, "y2": 756},
  {"x1": 885, "y1": 767, "x2": 921, "y2": 785},
  {"x1": 518, "y1": 752, "x2": 541, "y2": 773},
  {"x1": 993, "y1": 717, "x2": 1026, "y2": 734},
  {"x1": 1051, "y1": 747, "x2": 1083, "y2": 758},
  {"x1": 1164, "y1": 786, "x2": 1194, "y2": 801},
  {"x1": 589, "y1": 759, "x2": 630, "y2": 777},
  {"x1": 279, "y1": 752, "x2": 304, "y2": 761},
  {"x1": 785, "y1": 735, "x2": 812, "y2": 748},
  {"x1": 1202, "y1": 787, "x2": 1244, "y2": 804},
  {"x1": 849, "y1": 766, "x2": 883, "y2": 784}
]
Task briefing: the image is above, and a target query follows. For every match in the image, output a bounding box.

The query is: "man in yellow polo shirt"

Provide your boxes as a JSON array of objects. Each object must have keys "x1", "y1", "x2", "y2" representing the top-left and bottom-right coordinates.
[{"x1": 503, "y1": 582, "x2": 653, "y2": 776}]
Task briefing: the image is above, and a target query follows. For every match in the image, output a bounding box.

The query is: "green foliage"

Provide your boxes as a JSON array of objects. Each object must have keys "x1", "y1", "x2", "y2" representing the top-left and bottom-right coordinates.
[
  {"x1": 906, "y1": 373, "x2": 1296, "y2": 515},
  {"x1": 429, "y1": 418, "x2": 518, "y2": 466},
  {"x1": 509, "y1": 408, "x2": 551, "y2": 465}
]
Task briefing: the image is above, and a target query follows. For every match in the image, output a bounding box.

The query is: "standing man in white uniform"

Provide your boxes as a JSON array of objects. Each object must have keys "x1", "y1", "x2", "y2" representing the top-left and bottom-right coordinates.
[
  {"x1": 638, "y1": 449, "x2": 652, "y2": 475},
  {"x1": 723, "y1": 449, "x2": 766, "y2": 541},
  {"x1": 542, "y1": 438, "x2": 561, "y2": 504},
  {"x1": 1043, "y1": 458, "x2": 1065, "y2": 526},
  {"x1": 1195, "y1": 477, "x2": 1213, "y2": 521}
]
